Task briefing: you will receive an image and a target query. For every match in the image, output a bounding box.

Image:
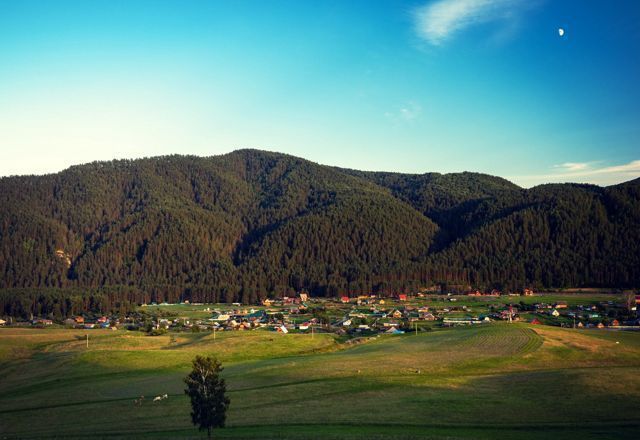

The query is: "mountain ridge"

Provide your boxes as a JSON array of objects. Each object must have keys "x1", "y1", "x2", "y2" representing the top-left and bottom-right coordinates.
[{"x1": 1, "y1": 149, "x2": 638, "y2": 313}]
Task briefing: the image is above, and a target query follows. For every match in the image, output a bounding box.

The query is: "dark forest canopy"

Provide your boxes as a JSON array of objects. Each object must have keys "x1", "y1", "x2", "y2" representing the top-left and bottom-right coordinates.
[{"x1": 1, "y1": 149, "x2": 639, "y2": 316}]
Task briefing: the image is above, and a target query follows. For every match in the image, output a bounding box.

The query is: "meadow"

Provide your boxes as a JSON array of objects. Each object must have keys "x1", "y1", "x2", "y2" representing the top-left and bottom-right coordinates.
[{"x1": 1, "y1": 322, "x2": 639, "y2": 439}]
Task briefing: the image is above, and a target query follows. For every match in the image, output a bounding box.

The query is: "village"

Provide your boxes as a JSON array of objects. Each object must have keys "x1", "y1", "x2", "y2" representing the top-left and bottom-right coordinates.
[{"x1": 4, "y1": 290, "x2": 640, "y2": 336}]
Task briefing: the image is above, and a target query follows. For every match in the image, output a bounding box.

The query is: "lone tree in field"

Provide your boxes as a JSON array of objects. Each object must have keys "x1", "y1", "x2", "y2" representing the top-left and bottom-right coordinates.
[{"x1": 184, "y1": 356, "x2": 230, "y2": 439}]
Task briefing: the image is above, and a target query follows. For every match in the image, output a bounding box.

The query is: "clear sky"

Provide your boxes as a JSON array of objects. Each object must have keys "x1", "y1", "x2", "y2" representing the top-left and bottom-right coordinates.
[{"x1": 1, "y1": 0, "x2": 639, "y2": 187}]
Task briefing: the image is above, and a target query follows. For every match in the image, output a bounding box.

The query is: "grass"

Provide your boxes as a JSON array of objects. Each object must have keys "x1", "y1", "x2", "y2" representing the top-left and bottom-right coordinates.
[{"x1": 1, "y1": 323, "x2": 639, "y2": 439}]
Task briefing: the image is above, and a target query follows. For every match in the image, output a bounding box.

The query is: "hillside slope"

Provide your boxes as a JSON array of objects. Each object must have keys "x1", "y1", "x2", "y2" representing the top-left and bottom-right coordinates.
[{"x1": 0, "y1": 150, "x2": 638, "y2": 310}]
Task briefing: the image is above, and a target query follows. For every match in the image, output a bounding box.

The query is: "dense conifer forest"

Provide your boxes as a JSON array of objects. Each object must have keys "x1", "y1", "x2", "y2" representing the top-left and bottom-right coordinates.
[{"x1": 1, "y1": 149, "x2": 638, "y2": 317}]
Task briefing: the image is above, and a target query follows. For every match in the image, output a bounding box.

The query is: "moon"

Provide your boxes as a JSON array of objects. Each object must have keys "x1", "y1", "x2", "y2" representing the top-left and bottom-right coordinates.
[{"x1": 558, "y1": 28, "x2": 565, "y2": 37}]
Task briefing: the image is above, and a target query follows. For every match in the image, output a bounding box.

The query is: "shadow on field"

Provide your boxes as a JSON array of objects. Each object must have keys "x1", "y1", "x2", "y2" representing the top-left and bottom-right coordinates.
[{"x1": 164, "y1": 332, "x2": 211, "y2": 349}]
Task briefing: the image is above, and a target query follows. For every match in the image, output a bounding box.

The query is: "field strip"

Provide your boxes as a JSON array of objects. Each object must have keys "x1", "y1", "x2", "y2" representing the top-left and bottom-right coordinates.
[
  {"x1": 0, "y1": 367, "x2": 176, "y2": 397},
  {"x1": 3, "y1": 364, "x2": 639, "y2": 416},
  {"x1": 11, "y1": 420, "x2": 640, "y2": 439},
  {"x1": 0, "y1": 396, "x2": 153, "y2": 414}
]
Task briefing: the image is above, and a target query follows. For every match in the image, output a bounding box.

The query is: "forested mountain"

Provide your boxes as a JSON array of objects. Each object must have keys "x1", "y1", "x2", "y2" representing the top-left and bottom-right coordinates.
[{"x1": 1, "y1": 150, "x2": 638, "y2": 316}]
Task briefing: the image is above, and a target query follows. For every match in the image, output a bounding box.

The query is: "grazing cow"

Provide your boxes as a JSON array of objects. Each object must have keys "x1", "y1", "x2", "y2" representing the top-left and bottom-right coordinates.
[
  {"x1": 153, "y1": 396, "x2": 162, "y2": 402},
  {"x1": 162, "y1": 394, "x2": 168, "y2": 399}
]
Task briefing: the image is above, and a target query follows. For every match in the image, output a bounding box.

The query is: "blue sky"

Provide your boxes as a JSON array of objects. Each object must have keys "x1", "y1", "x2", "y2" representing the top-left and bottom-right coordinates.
[{"x1": 1, "y1": 0, "x2": 639, "y2": 186}]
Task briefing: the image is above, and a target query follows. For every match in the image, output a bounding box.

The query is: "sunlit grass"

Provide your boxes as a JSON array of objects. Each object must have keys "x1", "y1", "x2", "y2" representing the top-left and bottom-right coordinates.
[{"x1": 1, "y1": 324, "x2": 639, "y2": 439}]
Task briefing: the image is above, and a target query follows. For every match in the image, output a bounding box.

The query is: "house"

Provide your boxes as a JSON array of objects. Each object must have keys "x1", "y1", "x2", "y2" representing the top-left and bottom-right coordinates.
[
  {"x1": 74, "y1": 316, "x2": 85, "y2": 324},
  {"x1": 420, "y1": 312, "x2": 436, "y2": 321},
  {"x1": 523, "y1": 288, "x2": 535, "y2": 296},
  {"x1": 247, "y1": 310, "x2": 267, "y2": 322},
  {"x1": 530, "y1": 318, "x2": 542, "y2": 325},
  {"x1": 263, "y1": 299, "x2": 273, "y2": 307},
  {"x1": 577, "y1": 321, "x2": 584, "y2": 328},
  {"x1": 213, "y1": 313, "x2": 230, "y2": 322},
  {"x1": 398, "y1": 294, "x2": 407, "y2": 301},
  {"x1": 34, "y1": 318, "x2": 53, "y2": 325},
  {"x1": 554, "y1": 302, "x2": 568, "y2": 309},
  {"x1": 340, "y1": 296, "x2": 350, "y2": 304},
  {"x1": 596, "y1": 322, "x2": 605, "y2": 329},
  {"x1": 0, "y1": 319, "x2": 6, "y2": 326},
  {"x1": 277, "y1": 325, "x2": 289, "y2": 333},
  {"x1": 298, "y1": 322, "x2": 310, "y2": 331},
  {"x1": 611, "y1": 319, "x2": 620, "y2": 327},
  {"x1": 500, "y1": 308, "x2": 518, "y2": 320},
  {"x1": 299, "y1": 293, "x2": 308, "y2": 302},
  {"x1": 385, "y1": 327, "x2": 405, "y2": 334}
]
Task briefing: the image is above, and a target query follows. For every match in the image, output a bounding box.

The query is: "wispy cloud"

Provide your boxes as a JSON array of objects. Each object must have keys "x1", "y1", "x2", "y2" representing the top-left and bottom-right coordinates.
[
  {"x1": 413, "y1": 0, "x2": 526, "y2": 46},
  {"x1": 385, "y1": 102, "x2": 422, "y2": 123},
  {"x1": 511, "y1": 160, "x2": 640, "y2": 188},
  {"x1": 553, "y1": 162, "x2": 592, "y2": 172}
]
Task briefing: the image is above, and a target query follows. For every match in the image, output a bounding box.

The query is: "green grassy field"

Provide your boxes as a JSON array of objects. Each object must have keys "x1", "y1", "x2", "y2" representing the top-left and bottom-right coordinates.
[
  {"x1": 407, "y1": 293, "x2": 622, "y2": 308},
  {"x1": 1, "y1": 323, "x2": 639, "y2": 439}
]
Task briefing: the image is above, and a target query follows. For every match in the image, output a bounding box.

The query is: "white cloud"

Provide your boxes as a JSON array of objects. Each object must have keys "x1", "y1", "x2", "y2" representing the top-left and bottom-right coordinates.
[
  {"x1": 385, "y1": 102, "x2": 422, "y2": 123},
  {"x1": 511, "y1": 160, "x2": 640, "y2": 187},
  {"x1": 399, "y1": 103, "x2": 422, "y2": 121},
  {"x1": 553, "y1": 162, "x2": 591, "y2": 172},
  {"x1": 599, "y1": 160, "x2": 640, "y2": 174},
  {"x1": 413, "y1": 0, "x2": 523, "y2": 45}
]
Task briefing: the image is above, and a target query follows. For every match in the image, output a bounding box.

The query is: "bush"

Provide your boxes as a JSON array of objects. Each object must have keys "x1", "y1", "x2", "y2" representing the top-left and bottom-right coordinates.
[{"x1": 149, "y1": 328, "x2": 167, "y2": 336}]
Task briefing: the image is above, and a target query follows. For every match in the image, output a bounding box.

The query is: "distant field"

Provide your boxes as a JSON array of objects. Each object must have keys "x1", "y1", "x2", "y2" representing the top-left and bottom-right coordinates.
[
  {"x1": 1, "y1": 323, "x2": 639, "y2": 439},
  {"x1": 412, "y1": 293, "x2": 623, "y2": 307},
  {"x1": 139, "y1": 303, "x2": 256, "y2": 319}
]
